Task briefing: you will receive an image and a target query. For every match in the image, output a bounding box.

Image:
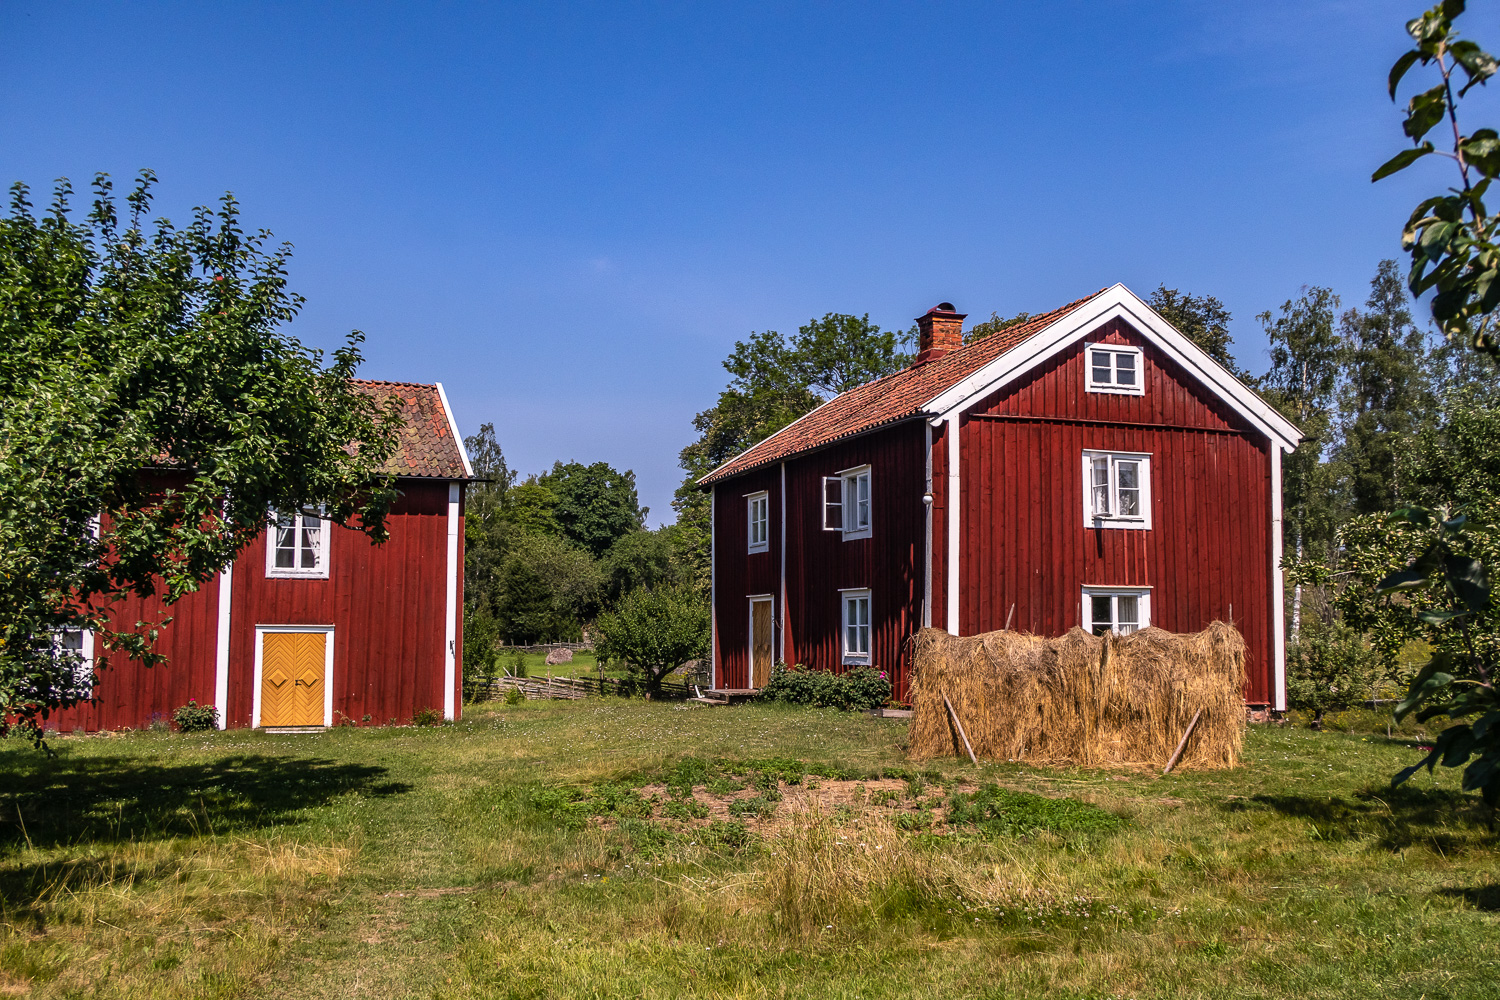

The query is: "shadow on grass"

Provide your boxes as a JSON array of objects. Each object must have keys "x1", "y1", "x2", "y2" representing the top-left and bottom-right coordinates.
[
  {"x1": 1437, "y1": 883, "x2": 1500, "y2": 911},
  {"x1": 0, "y1": 754, "x2": 409, "y2": 852},
  {"x1": 1222, "y1": 784, "x2": 1495, "y2": 852}
]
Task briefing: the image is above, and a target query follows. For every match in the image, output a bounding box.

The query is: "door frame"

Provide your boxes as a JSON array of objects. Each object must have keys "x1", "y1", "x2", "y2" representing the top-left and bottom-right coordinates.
[
  {"x1": 253, "y1": 624, "x2": 335, "y2": 728},
  {"x1": 747, "y1": 595, "x2": 774, "y2": 689}
]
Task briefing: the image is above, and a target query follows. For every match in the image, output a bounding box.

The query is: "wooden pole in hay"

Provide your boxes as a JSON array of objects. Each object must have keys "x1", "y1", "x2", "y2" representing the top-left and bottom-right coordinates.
[
  {"x1": 943, "y1": 693, "x2": 978, "y2": 765},
  {"x1": 1162, "y1": 708, "x2": 1204, "y2": 775},
  {"x1": 1003, "y1": 603, "x2": 1015, "y2": 631}
]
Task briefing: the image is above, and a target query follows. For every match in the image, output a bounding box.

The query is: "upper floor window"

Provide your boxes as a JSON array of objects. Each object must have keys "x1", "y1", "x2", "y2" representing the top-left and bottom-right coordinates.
[
  {"x1": 841, "y1": 588, "x2": 871, "y2": 664},
  {"x1": 267, "y1": 509, "x2": 329, "y2": 579},
  {"x1": 1083, "y1": 588, "x2": 1150, "y2": 636},
  {"x1": 1082, "y1": 451, "x2": 1152, "y2": 529},
  {"x1": 747, "y1": 492, "x2": 769, "y2": 553},
  {"x1": 57, "y1": 628, "x2": 95, "y2": 696},
  {"x1": 1086, "y1": 345, "x2": 1144, "y2": 395},
  {"x1": 823, "y1": 466, "x2": 871, "y2": 539}
]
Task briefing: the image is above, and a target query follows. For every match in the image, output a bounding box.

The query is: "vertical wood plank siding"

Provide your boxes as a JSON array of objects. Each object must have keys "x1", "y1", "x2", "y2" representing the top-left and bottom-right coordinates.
[
  {"x1": 714, "y1": 422, "x2": 928, "y2": 696},
  {"x1": 954, "y1": 320, "x2": 1275, "y2": 704},
  {"x1": 49, "y1": 479, "x2": 461, "y2": 731}
]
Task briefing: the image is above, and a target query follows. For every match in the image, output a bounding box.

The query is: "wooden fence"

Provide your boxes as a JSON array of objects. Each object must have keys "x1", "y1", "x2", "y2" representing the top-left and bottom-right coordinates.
[{"x1": 477, "y1": 673, "x2": 695, "y2": 702}]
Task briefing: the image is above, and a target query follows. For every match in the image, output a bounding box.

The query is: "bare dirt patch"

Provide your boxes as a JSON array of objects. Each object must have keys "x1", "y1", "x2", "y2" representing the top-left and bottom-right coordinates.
[{"x1": 631, "y1": 777, "x2": 974, "y2": 832}]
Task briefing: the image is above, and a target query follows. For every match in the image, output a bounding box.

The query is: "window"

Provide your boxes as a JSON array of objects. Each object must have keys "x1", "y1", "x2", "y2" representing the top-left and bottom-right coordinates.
[
  {"x1": 56, "y1": 628, "x2": 94, "y2": 696},
  {"x1": 841, "y1": 589, "x2": 871, "y2": 664},
  {"x1": 747, "y1": 492, "x2": 769, "y2": 553},
  {"x1": 266, "y1": 509, "x2": 329, "y2": 578},
  {"x1": 823, "y1": 466, "x2": 871, "y2": 539},
  {"x1": 1085, "y1": 345, "x2": 1144, "y2": 395},
  {"x1": 1082, "y1": 451, "x2": 1152, "y2": 529},
  {"x1": 1082, "y1": 588, "x2": 1151, "y2": 636}
]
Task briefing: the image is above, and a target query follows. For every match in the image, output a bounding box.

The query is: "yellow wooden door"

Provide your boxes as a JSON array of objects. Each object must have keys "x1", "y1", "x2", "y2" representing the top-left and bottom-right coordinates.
[
  {"x1": 751, "y1": 599, "x2": 773, "y2": 689},
  {"x1": 261, "y1": 632, "x2": 326, "y2": 726}
]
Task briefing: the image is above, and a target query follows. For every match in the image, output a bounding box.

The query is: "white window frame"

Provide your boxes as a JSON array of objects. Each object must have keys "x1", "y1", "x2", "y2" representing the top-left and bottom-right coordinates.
[
  {"x1": 840, "y1": 587, "x2": 872, "y2": 665},
  {"x1": 824, "y1": 465, "x2": 871, "y2": 540},
  {"x1": 266, "y1": 508, "x2": 330, "y2": 579},
  {"x1": 1081, "y1": 587, "x2": 1151, "y2": 636},
  {"x1": 746, "y1": 491, "x2": 770, "y2": 554},
  {"x1": 1081, "y1": 451, "x2": 1152, "y2": 529},
  {"x1": 56, "y1": 627, "x2": 95, "y2": 696},
  {"x1": 1085, "y1": 344, "x2": 1145, "y2": 395}
]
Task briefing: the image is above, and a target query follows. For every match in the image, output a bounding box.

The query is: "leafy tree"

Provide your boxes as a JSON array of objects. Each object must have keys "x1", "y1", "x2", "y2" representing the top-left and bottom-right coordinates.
[
  {"x1": 1285, "y1": 615, "x2": 1383, "y2": 727},
  {"x1": 539, "y1": 460, "x2": 645, "y2": 559},
  {"x1": 461, "y1": 602, "x2": 502, "y2": 702},
  {"x1": 789, "y1": 312, "x2": 909, "y2": 395},
  {"x1": 1149, "y1": 285, "x2": 1244, "y2": 376},
  {"x1": 494, "y1": 531, "x2": 603, "y2": 643},
  {"x1": 1369, "y1": 0, "x2": 1500, "y2": 806},
  {"x1": 0, "y1": 172, "x2": 399, "y2": 733},
  {"x1": 1336, "y1": 261, "x2": 1436, "y2": 516},
  {"x1": 1259, "y1": 286, "x2": 1346, "y2": 642},
  {"x1": 463, "y1": 422, "x2": 518, "y2": 616},
  {"x1": 964, "y1": 310, "x2": 1032, "y2": 345},
  {"x1": 594, "y1": 585, "x2": 709, "y2": 696},
  {"x1": 602, "y1": 527, "x2": 690, "y2": 603},
  {"x1": 506, "y1": 478, "x2": 562, "y2": 537}
]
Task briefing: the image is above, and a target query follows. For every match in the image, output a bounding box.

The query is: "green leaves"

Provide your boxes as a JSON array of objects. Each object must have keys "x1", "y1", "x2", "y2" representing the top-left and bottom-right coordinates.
[{"x1": 1372, "y1": 143, "x2": 1436, "y2": 181}]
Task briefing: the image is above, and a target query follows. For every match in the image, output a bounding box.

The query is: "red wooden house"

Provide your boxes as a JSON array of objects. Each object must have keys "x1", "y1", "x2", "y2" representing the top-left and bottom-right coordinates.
[
  {"x1": 700, "y1": 285, "x2": 1302, "y2": 710},
  {"x1": 50, "y1": 380, "x2": 473, "y2": 732}
]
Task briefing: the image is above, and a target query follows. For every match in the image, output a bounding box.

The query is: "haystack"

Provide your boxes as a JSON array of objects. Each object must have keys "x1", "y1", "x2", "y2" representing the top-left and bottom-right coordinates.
[{"x1": 907, "y1": 622, "x2": 1246, "y2": 770}]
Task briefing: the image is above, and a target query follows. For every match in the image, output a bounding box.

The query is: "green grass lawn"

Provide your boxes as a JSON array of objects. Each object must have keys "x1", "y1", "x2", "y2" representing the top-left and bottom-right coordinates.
[{"x1": 1, "y1": 701, "x2": 1497, "y2": 999}]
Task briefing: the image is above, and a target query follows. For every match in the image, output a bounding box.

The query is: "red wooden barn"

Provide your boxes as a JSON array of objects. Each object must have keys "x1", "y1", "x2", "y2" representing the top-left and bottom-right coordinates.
[
  {"x1": 50, "y1": 380, "x2": 473, "y2": 732},
  {"x1": 700, "y1": 285, "x2": 1303, "y2": 710}
]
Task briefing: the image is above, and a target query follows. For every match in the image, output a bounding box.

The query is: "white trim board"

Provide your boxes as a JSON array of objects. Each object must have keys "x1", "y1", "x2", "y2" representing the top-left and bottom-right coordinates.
[
  {"x1": 924, "y1": 284, "x2": 1302, "y2": 452},
  {"x1": 251, "y1": 625, "x2": 335, "y2": 729},
  {"x1": 214, "y1": 562, "x2": 233, "y2": 730},
  {"x1": 434, "y1": 382, "x2": 475, "y2": 479},
  {"x1": 445, "y1": 481, "x2": 460, "y2": 720}
]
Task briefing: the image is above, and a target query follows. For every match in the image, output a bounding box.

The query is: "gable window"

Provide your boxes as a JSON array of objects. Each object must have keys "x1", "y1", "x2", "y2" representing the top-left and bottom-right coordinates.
[
  {"x1": 747, "y1": 492, "x2": 769, "y2": 553},
  {"x1": 841, "y1": 588, "x2": 871, "y2": 664},
  {"x1": 823, "y1": 465, "x2": 871, "y2": 539},
  {"x1": 1082, "y1": 588, "x2": 1151, "y2": 636},
  {"x1": 1085, "y1": 345, "x2": 1144, "y2": 395},
  {"x1": 266, "y1": 509, "x2": 329, "y2": 579},
  {"x1": 1082, "y1": 451, "x2": 1152, "y2": 529}
]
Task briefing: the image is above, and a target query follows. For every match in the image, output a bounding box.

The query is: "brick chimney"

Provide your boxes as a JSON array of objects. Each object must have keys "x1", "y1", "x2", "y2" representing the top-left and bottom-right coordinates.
[{"x1": 915, "y1": 302, "x2": 966, "y2": 364}]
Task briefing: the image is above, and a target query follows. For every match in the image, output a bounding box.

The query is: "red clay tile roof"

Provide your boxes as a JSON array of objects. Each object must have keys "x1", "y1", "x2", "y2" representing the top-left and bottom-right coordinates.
[
  {"x1": 352, "y1": 380, "x2": 471, "y2": 480},
  {"x1": 698, "y1": 292, "x2": 1104, "y2": 486}
]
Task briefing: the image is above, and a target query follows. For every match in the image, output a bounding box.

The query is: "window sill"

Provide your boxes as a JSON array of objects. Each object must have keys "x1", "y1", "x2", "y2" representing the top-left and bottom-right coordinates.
[
  {"x1": 841, "y1": 528, "x2": 872, "y2": 541},
  {"x1": 747, "y1": 543, "x2": 769, "y2": 554},
  {"x1": 266, "y1": 569, "x2": 330, "y2": 580},
  {"x1": 842, "y1": 655, "x2": 871, "y2": 666},
  {"x1": 1088, "y1": 517, "x2": 1150, "y2": 530}
]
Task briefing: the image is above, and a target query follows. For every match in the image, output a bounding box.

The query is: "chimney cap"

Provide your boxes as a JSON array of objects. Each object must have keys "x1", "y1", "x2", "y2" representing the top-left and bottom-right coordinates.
[
  {"x1": 934, "y1": 302, "x2": 957, "y2": 313},
  {"x1": 917, "y1": 302, "x2": 966, "y2": 323}
]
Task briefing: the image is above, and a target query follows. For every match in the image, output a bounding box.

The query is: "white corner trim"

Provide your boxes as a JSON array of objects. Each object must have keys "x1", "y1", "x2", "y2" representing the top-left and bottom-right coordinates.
[
  {"x1": 1271, "y1": 446, "x2": 1287, "y2": 712},
  {"x1": 923, "y1": 421, "x2": 933, "y2": 629},
  {"x1": 923, "y1": 285, "x2": 1302, "y2": 450},
  {"x1": 445, "y1": 481, "x2": 459, "y2": 720},
  {"x1": 434, "y1": 382, "x2": 475, "y2": 479},
  {"x1": 214, "y1": 562, "x2": 233, "y2": 729},
  {"x1": 251, "y1": 625, "x2": 335, "y2": 729},
  {"x1": 780, "y1": 463, "x2": 789, "y2": 663},
  {"x1": 709, "y1": 488, "x2": 717, "y2": 690},
  {"x1": 946, "y1": 415, "x2": 960, "y2": 635}
]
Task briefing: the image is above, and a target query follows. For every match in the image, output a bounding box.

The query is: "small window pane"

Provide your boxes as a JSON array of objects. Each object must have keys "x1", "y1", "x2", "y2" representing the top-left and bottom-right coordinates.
[
  {"x1": 1117, "y1": 595, "x2": 1139, "y2": 632},
  {"x1": 1090, "y1": 594, "x2": 1113, "y2": 635},
  {"x1": 1116, "y1": 461, "x2": 1140, "y2": 516},
  {"x1": 1091, "y1": 457, "x2": 1110, "y2": 516},
  {"x1": 59, "y1": 630, "x2": 84, "y2": 652},
  {"x1": 1092, "y1": 353, "x2": 1113, "y2": 384},
  {"x1": 1115, "y1": 352, "x2": 1137, "y2": 386}
]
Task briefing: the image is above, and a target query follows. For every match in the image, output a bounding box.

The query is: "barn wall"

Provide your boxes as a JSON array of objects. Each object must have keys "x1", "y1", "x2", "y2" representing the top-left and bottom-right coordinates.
[
  {"x1": 954, "y1": 319, "x2": 1276, "y2": 704},
  {"x1": 711, "y1": 465, "x2": 782, "y2": 689},
  {"x1": 52, "y1": 478, "x2": 461, "y2": 731}
]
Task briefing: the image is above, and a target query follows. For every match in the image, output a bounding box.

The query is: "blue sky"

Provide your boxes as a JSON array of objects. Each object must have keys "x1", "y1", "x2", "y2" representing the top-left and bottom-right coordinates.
[{"x1": 2, "y1": 2, "x2": 1489, "y2": 523}]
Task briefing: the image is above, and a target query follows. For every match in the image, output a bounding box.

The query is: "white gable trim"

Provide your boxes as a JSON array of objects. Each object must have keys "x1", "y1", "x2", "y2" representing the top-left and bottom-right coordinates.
[
  {"x1": 923, "y1": 285, "x2": 1302, "y2": 452},
  {"x1": 434, "y1": 382, "x2": 475, "y2": 479}
]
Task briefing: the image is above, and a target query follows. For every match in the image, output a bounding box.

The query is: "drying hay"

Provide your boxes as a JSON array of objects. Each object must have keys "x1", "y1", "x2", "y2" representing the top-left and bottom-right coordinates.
[{"x1": 907, "y1": 622, "x2": 1246, "y2": 770}]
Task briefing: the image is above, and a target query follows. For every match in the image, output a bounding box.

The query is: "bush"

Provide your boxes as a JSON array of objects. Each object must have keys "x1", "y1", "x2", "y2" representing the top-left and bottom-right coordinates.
[
  {"x1": 757, "y1": 663, "x2": 891, "y2": 711},
  {"x1": 503, "y1": 685, "x2": 525, "y2": 706},
  {"x1": 412, "y1": 707, "x2": 444, "y2": 727},
  {"x1": 171, "y1": 700, "x2": 218, "y2": 732},
  {"x1": 462, "y1": 603, "x2": 502, "y2": 703},
  {"x1": 1287, "y1": 618, "x2": 1382, "y2": 722}
]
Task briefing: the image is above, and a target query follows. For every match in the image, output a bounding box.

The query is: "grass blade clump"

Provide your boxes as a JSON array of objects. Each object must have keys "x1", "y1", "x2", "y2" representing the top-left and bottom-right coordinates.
[{"x1": 945, "y1": 784, "x2": 1124, "y2": 839}]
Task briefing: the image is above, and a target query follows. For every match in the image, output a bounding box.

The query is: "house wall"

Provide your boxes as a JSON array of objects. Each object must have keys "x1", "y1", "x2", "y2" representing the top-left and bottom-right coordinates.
[
  {"x1": 948, "y1": 318, "x2": 1276, "y2": 704},
  {"x1": 712, "y1": 421, "x2": 929, "y2": 697},
  {"x1": 49, "y1": 479, "x2": 463, "y2": 731}
]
